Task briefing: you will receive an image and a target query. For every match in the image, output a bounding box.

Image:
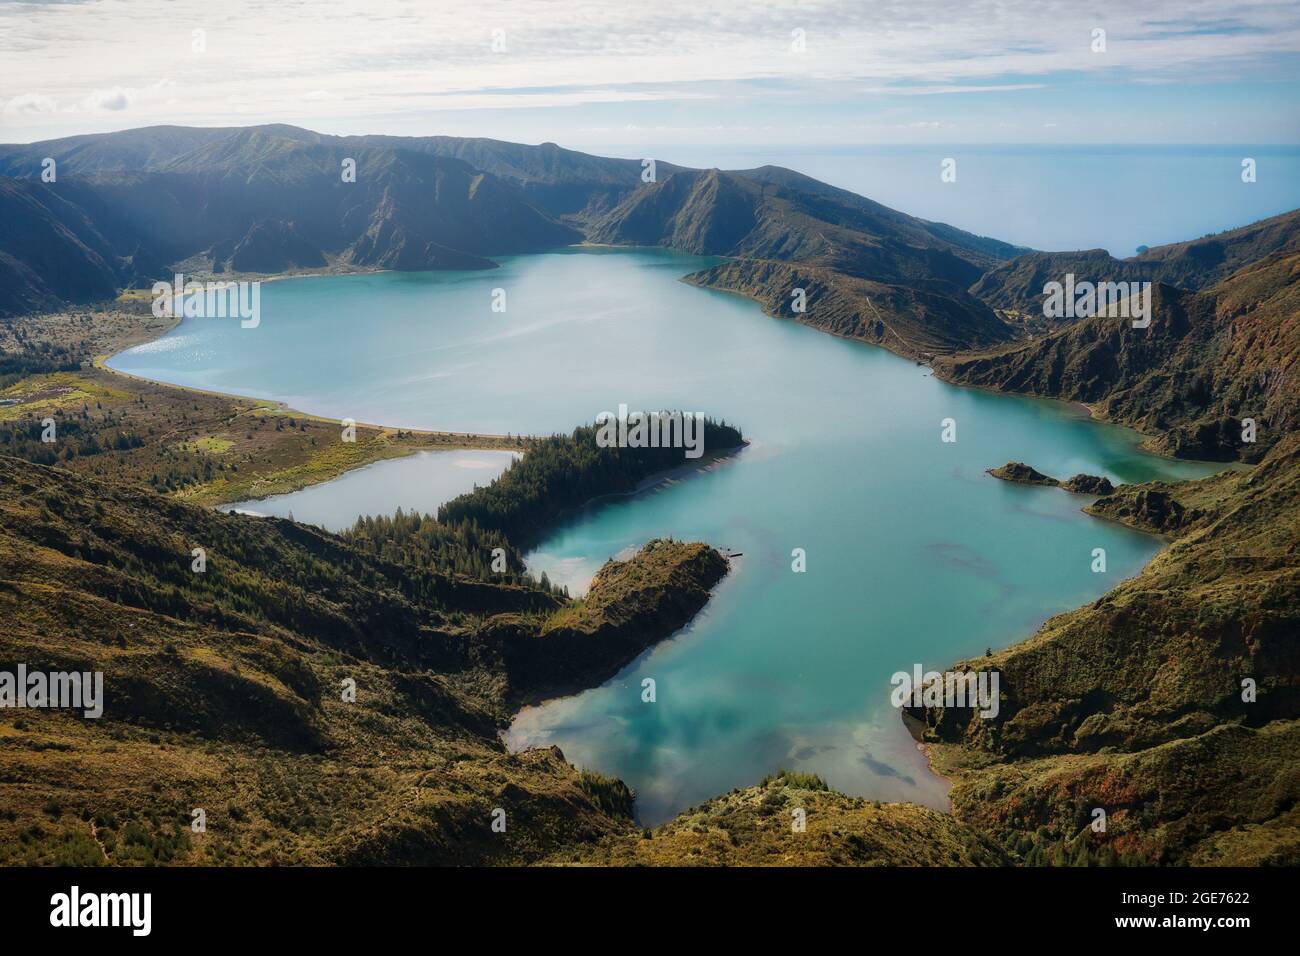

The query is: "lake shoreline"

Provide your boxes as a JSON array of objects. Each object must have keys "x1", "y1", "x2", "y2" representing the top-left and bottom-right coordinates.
[
  {"x1": 680, "y1": 265, "x2": 1243, "y2": 470},
  {"x1": 92, "y1": 318, "x2": 523, "y2": 507},
  {"x1": 86, "y1": 252, "x2": 1220, "y2": 824}
]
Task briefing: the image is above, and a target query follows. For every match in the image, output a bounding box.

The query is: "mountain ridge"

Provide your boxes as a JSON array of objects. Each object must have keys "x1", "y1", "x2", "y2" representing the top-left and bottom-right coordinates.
[
  {"x1": 972, "y1": 208, "x2": 1300, "y2": 316},
  {"x1": 0, "y1": 124, "x2": 1021, "y2": 332},
  {"x1": 937, "y1": 250, "x2": 1300, "y2": 461}
]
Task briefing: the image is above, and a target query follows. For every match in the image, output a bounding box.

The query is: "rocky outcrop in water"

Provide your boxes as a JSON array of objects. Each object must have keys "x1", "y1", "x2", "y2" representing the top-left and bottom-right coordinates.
[
  {"x1": 988, "y1": 462, "x2": 1059, "y2": 485},
  {"x1": 1061, "y1": 474, "x2": 1115, "y2": 495}
]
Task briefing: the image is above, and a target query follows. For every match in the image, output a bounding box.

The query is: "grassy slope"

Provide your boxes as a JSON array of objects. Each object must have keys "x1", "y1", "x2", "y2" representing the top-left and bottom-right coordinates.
[
  {"x1": 553, "y1": 771, "x2": 1008, "y2": 867},
  {"x1": 8, "y1": 409, "x2": 1291, "y2": 865},
  {"x1": 0, "y1": 454, "x2": 733, "y2": 864},
  {"x1": 911, "y1": 433, "x2": 1300, "y2": 865},
  {"x1": 0, "y1": 309, "x2": 521, "y2": 504}
]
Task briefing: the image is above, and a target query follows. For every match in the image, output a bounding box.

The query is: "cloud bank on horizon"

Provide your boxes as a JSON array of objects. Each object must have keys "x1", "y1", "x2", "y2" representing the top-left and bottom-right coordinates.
[{"x1": 1, "y1": 0, "x2": 1298, "y2": 149}]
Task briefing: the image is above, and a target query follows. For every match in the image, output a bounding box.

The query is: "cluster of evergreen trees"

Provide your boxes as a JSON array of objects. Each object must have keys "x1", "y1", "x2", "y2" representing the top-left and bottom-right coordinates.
[
  {"x1": 1018, "y1": 834, "x2": 1127, "y2": 867},
  {"x1": 436, "y1": 417, "x2": 743, "y2": 546},
  {"x1": 341, "y1": 416, "x2": 741, "y2": 593},
  {"x1": 11, "y1": 412, "x2": 743, "y2": 625},
  {"x1": 343, "y1": 508, "x2": 534, "y2": 585},
  {"x1": 0, "y1": 338, "x2": 81, "y2": 390},
  {"x1": 0, "y1": 411, "x2": 144, "y2": 467}
]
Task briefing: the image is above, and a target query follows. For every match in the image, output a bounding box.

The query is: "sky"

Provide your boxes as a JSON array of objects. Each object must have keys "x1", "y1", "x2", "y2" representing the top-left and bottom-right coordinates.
[{"x1": 1, "y1": 0, "x2": 1299, "y2": 155}]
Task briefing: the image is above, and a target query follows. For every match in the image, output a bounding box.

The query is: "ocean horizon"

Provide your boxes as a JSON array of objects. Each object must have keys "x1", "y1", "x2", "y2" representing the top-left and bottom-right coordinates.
[{"x1": 578, "y1": 143, "x2": 1300, "y2": 258}]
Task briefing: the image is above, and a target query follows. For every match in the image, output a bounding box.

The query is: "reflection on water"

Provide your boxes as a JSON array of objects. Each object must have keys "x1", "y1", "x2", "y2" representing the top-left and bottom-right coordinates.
[{"x1": 112, "y1": 248, "x2": 1224, "y2": 824}]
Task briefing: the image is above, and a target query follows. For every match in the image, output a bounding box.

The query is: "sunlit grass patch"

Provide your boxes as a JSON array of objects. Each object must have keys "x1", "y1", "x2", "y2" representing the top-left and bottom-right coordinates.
[{"x1": 176, "y1": 437, "x2": 235, "y2": 454}]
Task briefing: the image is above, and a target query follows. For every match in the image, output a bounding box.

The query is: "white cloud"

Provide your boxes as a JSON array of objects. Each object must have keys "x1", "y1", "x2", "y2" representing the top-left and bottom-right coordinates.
[
  {"x1": 84, "y1": 85, "x2": 135, "y2": 111},
  {"x1": 2, "y1": 92, "x2": 58, "y2": 116},
  {"x1": 0, "y1": 0, "x2": 1295, "y2": 140},
  {"x1": 860, "y1": 84, "x2": 1048, "y2": 96}
]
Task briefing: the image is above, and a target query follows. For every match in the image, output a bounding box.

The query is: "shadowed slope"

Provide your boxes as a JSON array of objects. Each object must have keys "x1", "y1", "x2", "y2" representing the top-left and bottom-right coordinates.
[{"x1": 937, "y1": 252, "x2": 1300, "y2": 461}]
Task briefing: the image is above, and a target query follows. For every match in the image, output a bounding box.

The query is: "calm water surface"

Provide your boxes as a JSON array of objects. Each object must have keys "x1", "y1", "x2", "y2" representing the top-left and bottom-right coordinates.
[
  {"x1": 220, "y1": 449, "x2": 520, "y2": 532},
  {"x1": 111, "y1": 248, "x2": 1222, "y2": 823}
]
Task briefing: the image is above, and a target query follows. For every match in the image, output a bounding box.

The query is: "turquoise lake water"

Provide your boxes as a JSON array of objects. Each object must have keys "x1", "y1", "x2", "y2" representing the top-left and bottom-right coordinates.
[
  {"x1": 220, "y1": 449, "x2": 520, "y2": 532},
  {"x1": 110, "y1": 247, "x2": 1223, "y2": 824}
]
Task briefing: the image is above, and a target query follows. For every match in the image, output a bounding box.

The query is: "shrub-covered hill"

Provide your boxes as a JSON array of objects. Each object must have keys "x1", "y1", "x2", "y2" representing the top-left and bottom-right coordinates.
[
  {"x1": 0, "y1": 453, "x2": 723, "y2": 864},
  {"x1": 0, "y1": 454, "x2": 1006, "y2": 866},
  {"x1": 553, "y1": 770, "x2": 1008, "y2": 867},
  {"x1": 936, "y1": 251, "x2": 1300, "y2": 462},
  {"x1": 909, "y1": 432, "x2": 1300, "y2": 865}
]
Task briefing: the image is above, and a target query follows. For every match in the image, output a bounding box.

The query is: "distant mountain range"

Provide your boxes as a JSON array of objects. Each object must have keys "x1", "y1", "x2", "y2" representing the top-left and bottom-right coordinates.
[
  {"x1": 5, "y1": 127, "x2": 1300, "y2": 334},
  {"x1": 0, "y1": 124, "x2": 1019, "y2": 323},
  {"x1": 2, "y1": 124, "x2": 1297, "y2": 464},
  {"x1": 3, "y1": 126, "x2": 1298, "y2": 868},
  {"x1": 0, "y1": 125, "x2": 585, "y2": 309}
]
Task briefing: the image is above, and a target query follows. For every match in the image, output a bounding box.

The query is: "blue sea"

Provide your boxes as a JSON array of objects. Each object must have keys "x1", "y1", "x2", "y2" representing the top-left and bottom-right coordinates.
[{"x1": 630, "y1": 144, "x2": 1300, "y2": 257}]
